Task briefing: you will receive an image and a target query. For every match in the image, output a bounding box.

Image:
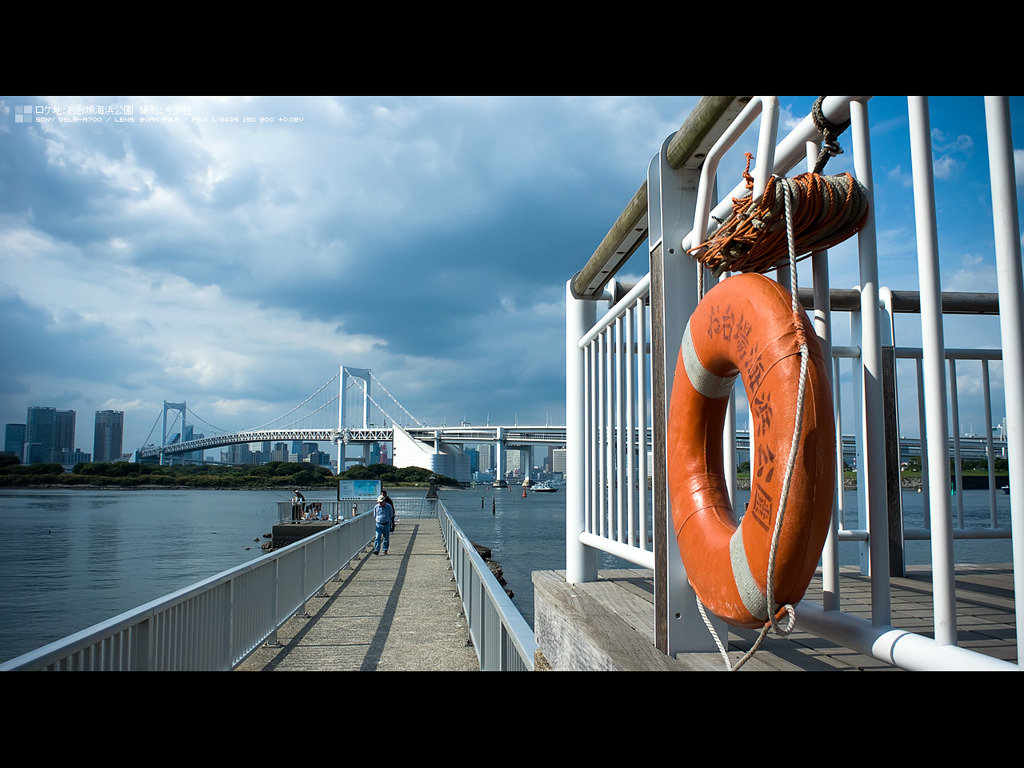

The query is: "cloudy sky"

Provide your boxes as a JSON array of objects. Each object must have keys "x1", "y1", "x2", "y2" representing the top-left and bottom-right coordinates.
[{"x1": 2, "y1": 95, "x2": 1022, "y2": 458}]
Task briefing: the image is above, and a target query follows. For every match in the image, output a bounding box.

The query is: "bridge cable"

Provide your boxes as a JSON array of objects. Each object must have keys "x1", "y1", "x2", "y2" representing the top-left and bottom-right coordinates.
[
  {"x1": 142, "y1": 410, "x2": 163, "y2": 448},
  {"x1": 273, "y1": 394, "x2": 339, "y2": 430},
  {"x1": 348, "y1": 376, "x2": 406, "y2": 430},
  {"x1": 368, "y1": 370, "x2": 423, "y2": 427},
  {"x1": 244, "y1": 371, "x2": 340, "y2": 431},
  {"x1": 187, "y1": 409, "x2": 230, "y2": 435}
]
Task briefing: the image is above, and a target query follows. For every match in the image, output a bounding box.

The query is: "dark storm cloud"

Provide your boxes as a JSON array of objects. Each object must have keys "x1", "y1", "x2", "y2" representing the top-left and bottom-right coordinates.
[{"x1": 0, "y1": 95, "x2": 700, "y2": 450}]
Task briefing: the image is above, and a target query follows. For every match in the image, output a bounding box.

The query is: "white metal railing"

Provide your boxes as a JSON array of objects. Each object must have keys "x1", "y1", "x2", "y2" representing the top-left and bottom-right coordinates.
[
  {"x1": 830, "y1": 344, "x2": 1012, "y2": 547},
  {"x1": 0, "y1": 512, "x2": 374, "y2": 671},
  {"x1": 438, "y1": 500, "x2": 537, "y2": 671},
  {"x1": 276, "y1": 497, "x2": 438, "y2": 524},
  {"x1": 577, "y1": 275, "x2": 654, "y2": 570},
  {"x1": 566, "y1": 95, "x2": 1021, "y2": 671}
]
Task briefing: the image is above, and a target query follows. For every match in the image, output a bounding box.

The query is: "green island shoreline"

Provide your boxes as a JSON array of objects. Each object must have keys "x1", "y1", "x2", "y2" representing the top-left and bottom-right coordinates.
[
  {"x1": 0, "y1": 456, "x2": 461, "y2": 491},
  {"x1": 1, "y1": 454, "x2": 1007, "y2": 492}
]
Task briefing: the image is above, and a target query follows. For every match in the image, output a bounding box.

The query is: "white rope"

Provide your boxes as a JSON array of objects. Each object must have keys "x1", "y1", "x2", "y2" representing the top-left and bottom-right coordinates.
[
  {"x1": 697, "y1": 176, "x2": 809, "y2": 671},
  {"x1": 696, "y1": 597, "x2": 732, "y2": 667},
  {"x1": 763, "y1": 179, "x2": 809, "y2": 638}
]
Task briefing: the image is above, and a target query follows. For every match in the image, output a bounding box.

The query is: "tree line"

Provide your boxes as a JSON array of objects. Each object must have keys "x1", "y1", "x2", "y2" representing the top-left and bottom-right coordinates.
[
  {"x1": 336, "y1": 462, "x2": 460, "y2": 487},
  {"x1": 0, "y1": 456, "x2": 336, "y2": 488},
  {"x1": 0, "y1": 454, "x2": 460, "y2": 488}
]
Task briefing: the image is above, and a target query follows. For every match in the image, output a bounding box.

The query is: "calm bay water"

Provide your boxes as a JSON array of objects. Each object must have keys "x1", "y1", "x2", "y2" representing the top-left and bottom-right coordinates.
[
  {"x1": 0, "y1": 484, "x2": 1014, "y2": 664},
  {"x1": 0, "y1": 488, "x2": 288, "y2": 663}
]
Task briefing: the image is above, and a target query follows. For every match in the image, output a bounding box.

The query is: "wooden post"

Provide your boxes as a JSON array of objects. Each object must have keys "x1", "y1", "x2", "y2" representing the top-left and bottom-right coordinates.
[{"x1": 882, "y1": 345, "x2": 905, "y2": 576}]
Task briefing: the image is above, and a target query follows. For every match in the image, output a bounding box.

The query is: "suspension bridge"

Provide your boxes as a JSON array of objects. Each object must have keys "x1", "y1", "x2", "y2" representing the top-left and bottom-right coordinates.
[
  {"x1": 133, "y1": 364, "x2": 1004, "y2": 486},
  {"x1": 134, "y1": 366, "x2": 568, "y2": 484}
]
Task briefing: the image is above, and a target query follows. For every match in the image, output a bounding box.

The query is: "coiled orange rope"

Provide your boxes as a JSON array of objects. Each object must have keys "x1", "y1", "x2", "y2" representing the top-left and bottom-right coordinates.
[{"x1": 689, "y1": 152, "x2": 868, "y2": 277}]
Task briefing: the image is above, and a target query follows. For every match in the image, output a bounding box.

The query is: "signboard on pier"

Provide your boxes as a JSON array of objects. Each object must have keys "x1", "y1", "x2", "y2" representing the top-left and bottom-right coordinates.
[{"x1": 339, "y1": 479, "x2": 381, "y2": 500}]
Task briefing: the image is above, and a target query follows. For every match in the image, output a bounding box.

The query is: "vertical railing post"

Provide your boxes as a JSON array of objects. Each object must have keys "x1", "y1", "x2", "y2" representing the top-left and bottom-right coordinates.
[
  {"x1": 647, "y1": 136, "x2": 724, "y2": 654},
  {"x1": 850, "y1": 98, "x2": 891, "y2": 625},
  {"x1": 566, "y1": 278, "x2": 598, "y2": 583},
  {"x1": 982, "y1": 361, "x2": 997, "y2": 523},
  {"x1": 807, "y1": 136, "x2": 841, "y2": 610},
  {"x1": 226, "y1": 576, "x2": 236, "y2": 670},
  {"x1": 133, "y1": 616, "x2": 152, "y2": 671},
  {"x1": 268, "y1": 557, "x2": 280, "y2": 646},
  {"x1": 908, "y1": 95, "x2": 955, "y2": 644},
  {"x1": 879, "y1": 290, "x2": 905, "y2": 577},
  {"x1": 983, "y1": 95, "x2": 1024, "y2": 666}
]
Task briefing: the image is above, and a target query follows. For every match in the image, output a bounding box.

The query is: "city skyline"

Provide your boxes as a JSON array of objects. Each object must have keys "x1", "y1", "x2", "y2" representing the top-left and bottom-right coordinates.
[
  {"x1": 2, "y1": 96, "x2": 1022, "y2": 457},
  {"x1": 4, "y1": 405, "x2": 126, "y2": 465}
]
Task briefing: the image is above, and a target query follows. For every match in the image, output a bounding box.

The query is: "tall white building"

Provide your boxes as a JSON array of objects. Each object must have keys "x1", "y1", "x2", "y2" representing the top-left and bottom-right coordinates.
[
  {"x1": 478, "y1": 443, "x2": 494, "y2": 472},
  {"x1": 552, "y1": 448, "x2": 566, "y2": 476}
]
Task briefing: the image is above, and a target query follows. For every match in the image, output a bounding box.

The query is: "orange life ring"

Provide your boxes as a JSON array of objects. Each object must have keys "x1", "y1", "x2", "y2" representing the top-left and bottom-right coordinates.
[{"x1": 667, "y1": 272, "x2": 835, "y2": 629}]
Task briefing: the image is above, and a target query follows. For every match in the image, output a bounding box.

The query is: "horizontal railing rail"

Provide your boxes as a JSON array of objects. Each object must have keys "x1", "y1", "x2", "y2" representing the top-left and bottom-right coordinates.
[
  {"x1": 573, "y1": 96, "x2": 752, "y2": 299},
  {"x1": 438, "y1": 499, "x2": 537, "y2": 671},
  {"x1": 0, "y1": 512, "x2": 375, "y2": 671},
  {"x1": 277, "y1": 496, "x2": 438, "y2": 524}
]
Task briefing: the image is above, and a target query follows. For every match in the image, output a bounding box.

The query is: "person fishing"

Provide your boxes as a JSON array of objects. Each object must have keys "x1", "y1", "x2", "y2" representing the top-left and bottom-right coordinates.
[{"x1": 291, "y1": 489, "x2": 305, "y2": 522}]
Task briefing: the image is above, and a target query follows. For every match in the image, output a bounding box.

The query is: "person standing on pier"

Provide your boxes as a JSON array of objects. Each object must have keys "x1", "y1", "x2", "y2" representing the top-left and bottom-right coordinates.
[
  {"x1": 382, "y1": 490, "x2": 396, "y2": 532},
  {"x1": 291, "y1": 489, "x2": 305, "y2": 522},
  {"x1": 371, "y1": 494, "x2": 394, "y2": 555}
]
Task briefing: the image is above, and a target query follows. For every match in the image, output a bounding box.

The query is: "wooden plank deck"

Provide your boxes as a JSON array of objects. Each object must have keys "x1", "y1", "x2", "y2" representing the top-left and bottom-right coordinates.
[{"x1": 533, "y1": 564, "x2": 1017, "y2": 671}]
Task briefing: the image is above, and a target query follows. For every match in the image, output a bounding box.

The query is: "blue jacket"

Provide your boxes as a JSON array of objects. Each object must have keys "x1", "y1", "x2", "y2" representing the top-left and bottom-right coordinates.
[{"x1": 373, "y1": 502, "x2": 394, "y2": 524}]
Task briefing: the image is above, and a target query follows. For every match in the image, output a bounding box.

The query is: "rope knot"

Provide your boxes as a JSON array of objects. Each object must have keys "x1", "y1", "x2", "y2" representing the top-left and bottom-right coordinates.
[
  {"x1": 741, "y1": 151, "x2": 755, "y2": 190},
  {"x1": 812, "y1": 96, "x2": 851, "y2": 174},
  {"x1": 792, "y1": 314, "x2": 808, "y2": 347}
]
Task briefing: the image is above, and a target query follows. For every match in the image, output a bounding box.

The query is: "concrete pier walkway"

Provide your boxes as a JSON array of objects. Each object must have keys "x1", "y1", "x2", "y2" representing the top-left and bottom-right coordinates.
[{"x1": 236, "y1": 519, "x2": 479, "y2": 671}]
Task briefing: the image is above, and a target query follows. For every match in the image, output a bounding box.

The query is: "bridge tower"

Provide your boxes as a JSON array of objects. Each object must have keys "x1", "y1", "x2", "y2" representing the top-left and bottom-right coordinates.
[
  {"x1": 162, "y1": 401, "x2": 187, "y2": 466},
  {"x1": 492, "y1": 426, "x2": 507, "y2": 487},
  {"x1": 340, "y1": 366, "x2": 372, "y2": 429},
  {"x1": 339, "y1": 366, "x2": 376, "y2": 468}
]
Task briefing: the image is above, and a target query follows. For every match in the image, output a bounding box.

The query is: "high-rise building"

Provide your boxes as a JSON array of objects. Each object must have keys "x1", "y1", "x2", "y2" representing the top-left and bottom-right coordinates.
[
  {"x1": 94, "y1": 410, "x2": 124, "y2": 463},
  {"x1": 505, "y1": 447, "x2": 529, "y2": 475},
  {"x1": 224, "y1": 443, "x2": 255, "y2": 464},
  {"x1": 55, "y1": 410, "x2": 76, "y2": 454},
  {"x1": 4, "y1": 423, "x2": 26, "y2": 457},
  {"x1": 552, "y1": 448, "x2": 566, "y2": 476},
  {"x1": 26, "y1": 406, "x2": 57, "y2": 464},
  {"x1": 465, "y1": 447, "x2": 479, "y2": 473},
  {"x1": 478, "y1": 443, "x2": 494, "y2": 473}
]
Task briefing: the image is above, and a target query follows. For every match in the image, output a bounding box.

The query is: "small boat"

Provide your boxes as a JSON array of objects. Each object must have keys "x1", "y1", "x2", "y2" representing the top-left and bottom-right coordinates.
[
  {"x1": 531, "y1": 482, "x2": 557, "y2": 493},
  {"x1": 1003, "y1": 486, "x2": 1010, "y2": 495}
]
